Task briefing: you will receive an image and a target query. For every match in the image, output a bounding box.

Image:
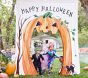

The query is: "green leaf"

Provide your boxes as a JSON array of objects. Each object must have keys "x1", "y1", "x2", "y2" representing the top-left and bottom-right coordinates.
[
  {"x1": 64, "y1": 20, "x2": 69, "y2": 24},
  {"x1": 34, "y1": 14, "x2": 38, "y2": 17},
  {"x1": 61, "y1": 21, "x2": 63, "y2": 25},
  {"x1": 72, "y1": 37, "x2": 75, "y2": 41},
  {"x1": 72, "y1": 31, "x2": 75, "y2": 35},
  {"x1": 43, "y1": 12, "x2": 52, "y2": 18},
  {"x1": 73, "y1": 29, "x2": 76, "y2": 31}
]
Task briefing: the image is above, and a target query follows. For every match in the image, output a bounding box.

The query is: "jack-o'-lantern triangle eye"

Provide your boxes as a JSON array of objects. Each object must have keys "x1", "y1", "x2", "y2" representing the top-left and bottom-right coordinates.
[
  {"x1": 46, "y1": 26, "x2": 48, "y2": 29},
  {"x1": 52, "y1": 23, "x2": 57, "y2": 27},
  {"x1": 36, "y1": 21, "x2": 41, "y2": 26}
]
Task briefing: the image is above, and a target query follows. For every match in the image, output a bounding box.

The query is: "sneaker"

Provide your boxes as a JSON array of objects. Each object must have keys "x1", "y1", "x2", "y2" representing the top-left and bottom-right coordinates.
[
  {"x1": 48, "y1": 74, "x2": 50, "y2": 76},
  {"x1": 42, "y1": 69, "x2": 46, "y2": 74},
  {"x1": 48, "y1": 70, "x2": 51, "y2": 74},
  {"x1": 40, "y1": 75, "x2": 43, "y2": 77}
]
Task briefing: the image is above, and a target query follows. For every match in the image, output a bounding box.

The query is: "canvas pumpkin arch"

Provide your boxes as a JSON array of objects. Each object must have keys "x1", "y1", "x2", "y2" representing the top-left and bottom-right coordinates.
[
  {"x1": 15, "y1": 0, "x2": 80, "y2": 76},
  {"x1": 21, "y1": 13, "x2": 72, "y2": 75}
]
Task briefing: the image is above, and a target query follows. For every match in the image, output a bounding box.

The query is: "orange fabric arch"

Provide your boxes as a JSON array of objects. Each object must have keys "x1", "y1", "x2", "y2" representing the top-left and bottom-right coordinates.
[
  {"x1": 22, "y1": 17, "x2": 72, "y2": 75},
  {"x1": 58, "y1": 26, "x2": 72, "y2": 75},
  {"x1": 22, "y1": 18, "x2": 38, "y2": 75}
]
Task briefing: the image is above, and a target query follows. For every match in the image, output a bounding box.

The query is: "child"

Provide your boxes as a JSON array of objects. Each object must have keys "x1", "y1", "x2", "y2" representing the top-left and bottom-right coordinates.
[
  {"x1": 47, "y1": 42, "x2": 58, "y2": 76},
  {"x1": 32, "y1": 49, "x2": 44, "y2": 76}
]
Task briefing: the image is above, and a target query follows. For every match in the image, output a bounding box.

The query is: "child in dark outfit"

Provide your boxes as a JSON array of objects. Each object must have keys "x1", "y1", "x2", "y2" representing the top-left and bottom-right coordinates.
[{"x1": 32, "y1": 50, "x2": 44, "y2": 75}]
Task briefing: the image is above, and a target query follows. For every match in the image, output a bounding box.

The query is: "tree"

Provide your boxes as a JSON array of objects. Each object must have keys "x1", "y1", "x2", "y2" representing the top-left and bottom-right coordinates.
[
  {"x1": 0, "y1": 19, "x2": 3, "y2": 50},
  {"x1": 78, "y1": 0, "x2": 88, "y2": 47},
  {"x1": 6, "y1": 0, "x2": 16, "y2": 43},
  {"x1": 0, "y1": 0, "x2": 16, "y2": 49},
  {"x1": 5, "y1": 0, "x2": 16, "y2": 48},
  {"x1": 80, "y1": 0, "x2": 88, "y2": 18},
  {"x1": 79, "y1": 1, "x2": 88, "y2": 32}
]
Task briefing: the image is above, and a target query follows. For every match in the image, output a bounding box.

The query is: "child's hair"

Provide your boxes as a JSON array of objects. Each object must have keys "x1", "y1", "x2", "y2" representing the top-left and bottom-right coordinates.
[
  {"x1": 48, "y1": 42, "x2": 54, "y2": 50},
  {"x1": 49, "y1": 42, "x2": 54, "y2": 46}
]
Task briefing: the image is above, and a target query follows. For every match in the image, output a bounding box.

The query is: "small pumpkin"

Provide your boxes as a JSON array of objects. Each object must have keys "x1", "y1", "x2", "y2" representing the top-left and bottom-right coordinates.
[
  {"x1": 5, "y1": 62, "x2": 16, "y2": 76},
  {"x1": 0, "y1": 73, "x2": 8, "y2": 78}
]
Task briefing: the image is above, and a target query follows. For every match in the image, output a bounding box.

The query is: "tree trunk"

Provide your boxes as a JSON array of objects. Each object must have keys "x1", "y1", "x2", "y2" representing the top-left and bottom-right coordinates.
[
  {"x1": 0, "y1": 20, "x2": 3, "y2": 50},
  {"x1": 16, "y1": 30, "x2": 20, "y2": 74},
  {"x1": 0, "y1": 33, "x2": 3, "y2": 50}
]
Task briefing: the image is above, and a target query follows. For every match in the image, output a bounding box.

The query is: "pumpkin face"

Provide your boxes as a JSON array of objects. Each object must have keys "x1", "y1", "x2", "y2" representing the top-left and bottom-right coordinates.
[
  {"x1": 5, "y1": 62, "x2": 16, "y2": 76},
  {"x1": 36, "y1": 17, "x2": 58, "y2": 34},
  {"x1": 0, "y1": 73, "x2": 8, "y2": 78}
]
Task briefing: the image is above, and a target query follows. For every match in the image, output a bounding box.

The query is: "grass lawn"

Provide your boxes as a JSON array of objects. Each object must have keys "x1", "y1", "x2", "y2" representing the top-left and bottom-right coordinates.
[
  {"x1": 1, "y1": 52, "x2": 88, "y2": 78},
  {"x1": 17, "y1": 59, "x2": 88, "y2": 78}
]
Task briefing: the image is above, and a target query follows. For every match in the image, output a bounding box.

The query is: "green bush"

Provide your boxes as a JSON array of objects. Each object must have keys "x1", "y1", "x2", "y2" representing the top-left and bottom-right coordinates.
[{"x1": 0, "y1": 54, "x2": 9, "y2": 64}]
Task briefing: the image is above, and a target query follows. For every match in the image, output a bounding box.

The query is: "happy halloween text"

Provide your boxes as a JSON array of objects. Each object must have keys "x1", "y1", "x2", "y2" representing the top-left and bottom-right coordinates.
[{"x1": 21, "y1": 6, "x2": 73, "y2": 17}]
